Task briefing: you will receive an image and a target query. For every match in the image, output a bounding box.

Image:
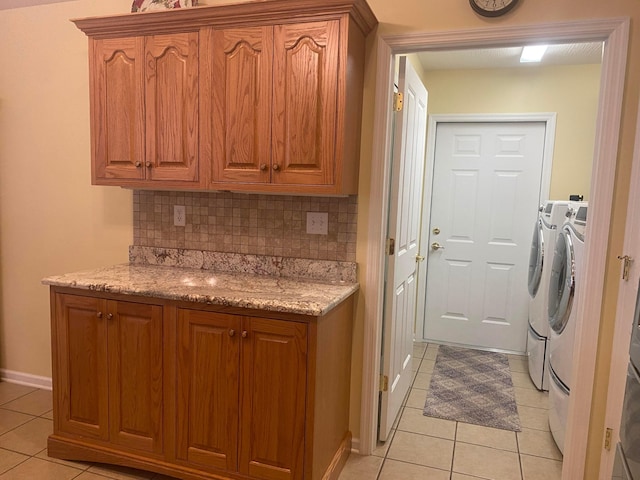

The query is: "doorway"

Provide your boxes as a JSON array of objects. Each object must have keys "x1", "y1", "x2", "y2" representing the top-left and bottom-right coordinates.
[{"x1": 361, "y1": 18, "x2": 629, "y2": 480}]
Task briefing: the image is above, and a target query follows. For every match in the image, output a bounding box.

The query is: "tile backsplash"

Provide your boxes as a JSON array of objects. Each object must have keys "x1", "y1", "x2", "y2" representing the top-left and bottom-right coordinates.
[{"x1": 133, "y1": 191, "x2": 358, "y2": 262}]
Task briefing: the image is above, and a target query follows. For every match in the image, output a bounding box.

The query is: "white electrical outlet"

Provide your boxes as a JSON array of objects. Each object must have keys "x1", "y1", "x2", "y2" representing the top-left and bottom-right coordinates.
[
  {"x1": 174, "y1": 205, "x2": 186, "y2": 227},
  {"x1": 306, "y1": 212, "x2": 328, "y2": 235}
]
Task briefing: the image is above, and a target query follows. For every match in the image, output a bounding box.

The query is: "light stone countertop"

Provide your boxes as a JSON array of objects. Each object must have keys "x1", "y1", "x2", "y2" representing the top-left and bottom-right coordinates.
[{"x1": 42, "y1": 264, "x2": 358, "y2": 316}]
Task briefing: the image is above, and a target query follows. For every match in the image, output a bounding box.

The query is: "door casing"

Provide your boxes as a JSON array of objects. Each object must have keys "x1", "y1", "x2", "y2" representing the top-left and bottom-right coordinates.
[{"x1": 360, "y1": 17, "x2": 630, "y2": 480}]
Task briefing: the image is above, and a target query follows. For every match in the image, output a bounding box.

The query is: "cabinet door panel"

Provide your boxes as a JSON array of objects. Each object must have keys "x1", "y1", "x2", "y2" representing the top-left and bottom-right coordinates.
[
  {"x1": 145, "y1": 33, "x2": 199, "y2": 183},
  {"x1": 91, "y1": 37, "x2": 145, "y2": 181},
  {"x1": 208, "y1": 26, "x2": 272, "y2": 184},
  {"x1": 240, "y1": 318, "x2": 307, "y2": 480},
  {"x1": 272, "y1": 21, "x2": 339, "y2": 186},
  {"x1": 54, "y1": 294, "x2": 109, "y2": 440},
  {"x1": 108, "y1": 300, "x2": 163, "y2": 454},
  {"x1": 176, "y1": 309, "x2": 240, "y2": 472}
]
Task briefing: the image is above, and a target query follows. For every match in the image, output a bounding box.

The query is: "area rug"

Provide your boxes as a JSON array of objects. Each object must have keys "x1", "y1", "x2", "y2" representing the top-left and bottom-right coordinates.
[{"x1": 423, "y1": 345, "x2": 521, "y2": 431}]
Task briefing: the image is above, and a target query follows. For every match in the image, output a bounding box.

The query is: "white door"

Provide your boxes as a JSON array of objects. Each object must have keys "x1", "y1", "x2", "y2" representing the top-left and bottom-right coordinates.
[
  {"x1": 423, "y1": 121, "x2": 545, "y2": 352},
  {"x1": 379, "y1": 57, "x2": 428, "y2": 441}
]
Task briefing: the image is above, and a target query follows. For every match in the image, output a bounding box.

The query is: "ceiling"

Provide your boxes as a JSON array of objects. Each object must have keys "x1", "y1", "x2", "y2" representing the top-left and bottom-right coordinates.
[{"x1": 415, "y1": 42, "x2": 604, "y2": 71}]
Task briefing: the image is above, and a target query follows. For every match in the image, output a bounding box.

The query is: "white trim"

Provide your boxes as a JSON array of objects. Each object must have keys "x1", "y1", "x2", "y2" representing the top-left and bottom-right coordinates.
[
  {"x1": 0, "y1": 369, "x2": 52, "y2": 390},
  {"x1": 350, "y1": 437, "x2": 361, "y2": 454},
  {"x1": 415, "y1": 112, "x2": 557, "y2": 342},
  {"x1": 598, "y1": 64, "x2": 640, "y2": 480},
  {"x1": 563, "y1": 17, "x2": 629, "y2": 478},
  {"x1": 359, "y1": 37, "x2": 394, "y2": 456},
  {"x1": 361, "y1": 18, "x2": 630, "y2": 479}
]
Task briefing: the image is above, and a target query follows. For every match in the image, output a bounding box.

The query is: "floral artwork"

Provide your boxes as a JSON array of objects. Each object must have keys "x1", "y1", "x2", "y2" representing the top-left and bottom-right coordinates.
[{"x1": 131, "y1": 0, "x2": 197, "y2": 13}]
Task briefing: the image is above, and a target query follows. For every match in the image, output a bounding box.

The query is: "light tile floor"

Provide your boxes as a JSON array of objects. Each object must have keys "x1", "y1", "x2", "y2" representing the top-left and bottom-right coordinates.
[
  {"x1": 339, "y1": 342, "x2": 563, "y2": 480},
  {"x1": 0, "y1": 342, "x2": 561, "y2": 479}
]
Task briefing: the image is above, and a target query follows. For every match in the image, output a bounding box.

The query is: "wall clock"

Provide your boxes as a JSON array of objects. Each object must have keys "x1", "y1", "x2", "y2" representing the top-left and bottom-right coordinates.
[{"x1": 469, "y1": 0, "x2": 519, "y2": 17}]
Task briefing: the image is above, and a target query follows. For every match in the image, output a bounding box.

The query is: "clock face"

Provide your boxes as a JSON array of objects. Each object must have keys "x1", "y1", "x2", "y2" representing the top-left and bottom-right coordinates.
[{"x1": 470, "y1": 0, "x2": 519, "y2": 17}]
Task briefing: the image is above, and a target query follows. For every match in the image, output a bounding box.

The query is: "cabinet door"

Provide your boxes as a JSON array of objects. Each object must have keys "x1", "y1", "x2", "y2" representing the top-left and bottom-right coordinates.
[
  {"x1": 176, "y1": 309, "x2": 240, "y2": 472},
  {"x1": 272, "y1": 21, "x2": 339, "y2": 186},
  {"x1": 239, "y1": 318, "x2": 307, "y2": 480},
  {"x1": 91, "y1": 37, "x2": 145, "y2": 182},
  {"x1": 53, "y1": 294, "x2": 109, "y2": 441},
  {"x1": 145, "y1": 33, "x2": 199, "y2": 183},
  {"x1": 206, "y1": 26, "x2": 273, "y2": 185},
  {"x1": 107, "y1": 300, "x2": 164, "y2": 454}
]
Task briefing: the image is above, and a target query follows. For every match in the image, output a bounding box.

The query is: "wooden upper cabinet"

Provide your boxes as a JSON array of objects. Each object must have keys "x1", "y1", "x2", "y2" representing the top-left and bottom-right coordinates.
[
  {"x1": 74, "y1": 1, "x2": 376, "y2": 193},
  {"x1": 89, "y1": 32, "x2": 200, "y2": 187},
  {"x1": 205, "y1": 25, "x2": 273, "y2": 185},
  {"x1": 145, "y1": 33, "x2": 199, "y2": 183},
  {"x1": 271, "y1": 21, "x2": 339, "y2": 187},
  {"x1": 91, "y1": 37, "x2": 145, "y2": 182}
]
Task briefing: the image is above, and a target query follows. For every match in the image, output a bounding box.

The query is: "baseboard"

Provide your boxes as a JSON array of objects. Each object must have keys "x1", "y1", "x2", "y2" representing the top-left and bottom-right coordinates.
[
  {"x1": 0, "y1": 369, "x2": 52, "y2": 390},
  {"x1": 350, "y1": 437, "x2": 360, "y2": 454}
]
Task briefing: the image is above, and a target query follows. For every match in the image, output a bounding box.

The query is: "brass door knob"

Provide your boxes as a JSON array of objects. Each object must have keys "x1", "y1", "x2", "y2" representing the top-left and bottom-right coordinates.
[
  {"x1": 146, "y1": 161, "x2": 152, "y2": 168},
  {"x1": 260, "y1": 164, "x2": 267, "y2": 171},
  {"x1": 135, "y1": 161, "x2": 142, "y2": 168},
  {"x1": 97, "y1": 312, "x2": 103, "y2": 318},
  {"x1": 229, "y1": 329, "x2": 236, "y2": 337},
  {"x1": 431, "y1": 242, "x2": 445, "y2": 251},
  {"x1": 272, "y1": 164, "x2": 280, "y2": 171},
  {"x1": 242, "y1": 331, "x2": 248, "y2": 338},
  {"x1": 415, "y1": 254, "x2": 425, "y2": 262}
]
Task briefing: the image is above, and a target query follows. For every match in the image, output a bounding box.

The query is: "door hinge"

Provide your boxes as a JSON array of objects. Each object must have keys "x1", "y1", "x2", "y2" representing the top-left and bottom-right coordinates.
[
  {"x1": 393, "y1": 92, "x2": 403, "y2": 112},
  {"x1": 380, "y1": 375, "x2": 389, "y2": 392},
  {"x1": 386, "y1": 238, "x2": 395, "y2": 256},
  {"x1": 604, "y1": 427, "x2": 613, "y2": 451},
  {"x1": 617, "y1": 255, "x2": 633, "y2": 281}
]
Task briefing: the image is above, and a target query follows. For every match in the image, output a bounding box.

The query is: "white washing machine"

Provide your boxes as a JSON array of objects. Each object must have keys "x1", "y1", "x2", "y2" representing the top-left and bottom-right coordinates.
[
  {"x1": 526, "y1": 200, "x2": 570, "y2": 391},
  {"x1": 547, "y1": 201, "x2": 588, "y2": 454}
]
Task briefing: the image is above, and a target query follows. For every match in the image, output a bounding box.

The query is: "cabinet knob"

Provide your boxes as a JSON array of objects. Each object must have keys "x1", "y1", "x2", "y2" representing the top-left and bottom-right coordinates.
[
  {"x1": 97, "y1": 311, "x2": 103, "y2": 318},
  {"x1": 146, "y1": 161, "x2": 152, "y2": 168},
  {"x1": 107, "y1": 313, "x2": 113, "y2": 320},
  {"x1": 135, "y1": 161, "x2": 142, "y2": 168},
  {"x1": 229, "y1": 329, "x2": 235, "y2": 337},
  {"x1": 260, "y1": 164, "x2": 267, "y2": 171},
  {"x1": 241, "y1": 331, "x2": 248, "y2": 338},
  {"x1": 272, "y1": 164, "x2": 280, "y2": 171}
]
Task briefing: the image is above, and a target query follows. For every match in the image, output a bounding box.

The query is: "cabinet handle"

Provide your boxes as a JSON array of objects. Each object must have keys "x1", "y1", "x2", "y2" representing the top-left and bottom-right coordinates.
[
  {"x1": 146, "y1": 161, "x2": 152, "y2": 168},
  {"x1": 241, "y1": 331, "x2": 248, "y2": 338},
  {"x1": 260, "y1": 164, "x2": 267, "y2": 171},
  {"x1": 107, "y1": 313, "x2": 113, "y2": 320},
  {"x1": 229, "y1": 329, "x2": 235, "y2": 337},
  {"x1": 135, "y1": 161, "x2": 141, "y2": 168},
  {"x1": 97, "y1": 311, "x2": 103, "y2": 318},
  {"x1": 272, "y1": 164, "x2": 280, "y2": 171}
]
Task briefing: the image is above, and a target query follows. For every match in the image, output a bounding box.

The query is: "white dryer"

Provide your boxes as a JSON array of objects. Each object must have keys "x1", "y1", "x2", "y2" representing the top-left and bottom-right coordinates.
[
  {"x1": 526, "y1": 201, "x2": 569, "y2": 391},
  {"x1": 547, "y1": 201, "x2": 588, "y2": 454}
]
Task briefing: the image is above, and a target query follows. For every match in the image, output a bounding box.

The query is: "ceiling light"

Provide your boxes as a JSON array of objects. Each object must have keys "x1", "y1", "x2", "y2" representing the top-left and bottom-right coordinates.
[{"x1": 520, "y1": 45, "x2": 548, "y2": 63}]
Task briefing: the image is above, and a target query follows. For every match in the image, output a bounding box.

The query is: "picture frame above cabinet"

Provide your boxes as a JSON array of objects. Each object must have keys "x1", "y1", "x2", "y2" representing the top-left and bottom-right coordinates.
[{"x1": 72, "y1": 0, "x2": 377, "y2": 194}]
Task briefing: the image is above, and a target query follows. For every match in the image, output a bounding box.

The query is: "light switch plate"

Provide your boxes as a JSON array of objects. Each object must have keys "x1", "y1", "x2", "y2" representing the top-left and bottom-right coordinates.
[
  {"x1": 306, "y1": 212, "x2": 328, "y2": 235},
  {"x1": 174, "y1": 205, "x2": 186, "y2": 227}
]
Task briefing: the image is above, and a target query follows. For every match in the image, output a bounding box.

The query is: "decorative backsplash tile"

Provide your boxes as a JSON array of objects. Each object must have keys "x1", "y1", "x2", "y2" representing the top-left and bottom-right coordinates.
[{"x1": 133, "y1": 191, "x2": 358, "y2": 262}]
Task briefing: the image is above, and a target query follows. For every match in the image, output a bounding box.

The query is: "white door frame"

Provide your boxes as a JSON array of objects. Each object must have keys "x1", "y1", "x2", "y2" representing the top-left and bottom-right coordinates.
[
  {"x1": 360, "y1": 17, "x2": 629, "y2": 480},
  {"x1": 415, "y1": 113, "x2": 557, "y2": 345},
  {"x1": 598, "y1": 94, "x2": 640, "y2": 479}
]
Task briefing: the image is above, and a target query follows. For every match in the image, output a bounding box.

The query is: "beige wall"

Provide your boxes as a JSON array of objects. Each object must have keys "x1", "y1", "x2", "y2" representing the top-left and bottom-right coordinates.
[
  {"x1": 421, "y1": 63, "x2": 601, "y2": 200},
  {"x1": 0, "y1": 0, "x2": 134, "y2": 378},
  {"x1": 1, "y1": 0, "x2": 639, "y2": 477}
]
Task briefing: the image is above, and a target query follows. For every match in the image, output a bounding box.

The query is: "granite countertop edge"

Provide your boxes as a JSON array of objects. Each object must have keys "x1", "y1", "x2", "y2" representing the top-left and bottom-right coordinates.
[{"x1": 42, "y1": 264, "x2": 359, "y2": 317}]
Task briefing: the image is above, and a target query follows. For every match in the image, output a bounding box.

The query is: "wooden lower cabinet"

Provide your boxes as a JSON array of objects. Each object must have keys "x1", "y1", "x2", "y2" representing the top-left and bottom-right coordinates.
[
  {"x1": 48, "y1": 287, "x2": 354, "y2": 480},
  {"x1": 52, "y1": 293, "x2": 164, "y2": 455}
]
